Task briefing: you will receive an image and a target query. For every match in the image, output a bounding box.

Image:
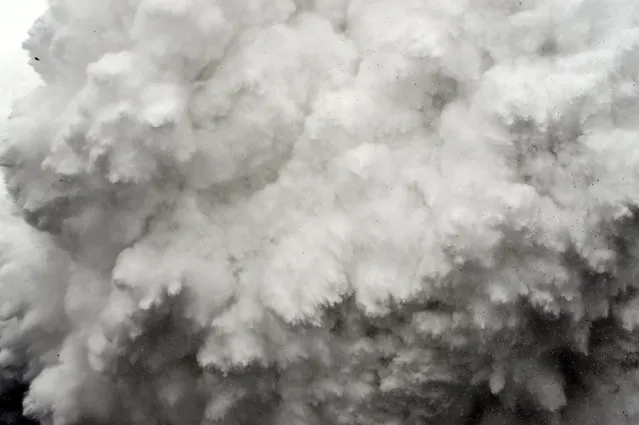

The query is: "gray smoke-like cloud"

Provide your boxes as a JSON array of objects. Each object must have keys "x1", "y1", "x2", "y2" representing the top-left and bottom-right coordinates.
[{"x1": 3, "y1": 0, "x2": 639, "y2": 424}]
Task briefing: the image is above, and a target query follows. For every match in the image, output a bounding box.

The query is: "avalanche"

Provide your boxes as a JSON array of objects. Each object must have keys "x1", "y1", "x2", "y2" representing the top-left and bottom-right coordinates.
[{"x1": 2, "y1": 0, "x2": 639, "y2": 424}]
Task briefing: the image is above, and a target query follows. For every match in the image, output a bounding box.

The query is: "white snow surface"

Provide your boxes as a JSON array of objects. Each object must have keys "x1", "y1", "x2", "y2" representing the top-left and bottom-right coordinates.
[{"x1": 2, "y1": 0, "x2": 639, "y2": 424}]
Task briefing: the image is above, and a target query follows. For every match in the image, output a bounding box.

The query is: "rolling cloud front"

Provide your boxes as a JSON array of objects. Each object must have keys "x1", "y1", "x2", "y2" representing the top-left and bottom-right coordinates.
[{"x1": 3, "y1": 0, "x2": 639, "y2": 424}]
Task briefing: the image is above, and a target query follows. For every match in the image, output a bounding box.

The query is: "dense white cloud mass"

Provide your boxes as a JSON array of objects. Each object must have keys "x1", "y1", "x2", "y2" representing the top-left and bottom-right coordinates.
[{"x1": 3, "y1": 0, "x2": 639, "y2": 424}]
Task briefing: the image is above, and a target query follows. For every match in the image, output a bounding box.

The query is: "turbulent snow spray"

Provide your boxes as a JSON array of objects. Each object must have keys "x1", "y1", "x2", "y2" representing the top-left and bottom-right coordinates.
[{"x1": 3, "y1": 0, "x2": 639, "y2": 424}]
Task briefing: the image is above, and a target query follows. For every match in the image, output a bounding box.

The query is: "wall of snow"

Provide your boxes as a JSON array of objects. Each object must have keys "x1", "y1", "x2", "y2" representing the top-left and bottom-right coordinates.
[{"x1": 3, "y1": 0, "x2": 639, "y2": 424}]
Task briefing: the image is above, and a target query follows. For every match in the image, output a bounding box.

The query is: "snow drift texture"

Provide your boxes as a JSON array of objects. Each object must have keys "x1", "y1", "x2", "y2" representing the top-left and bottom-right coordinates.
[{"x1": 3, "y1": 0, "x2": 639, "y2": 424}]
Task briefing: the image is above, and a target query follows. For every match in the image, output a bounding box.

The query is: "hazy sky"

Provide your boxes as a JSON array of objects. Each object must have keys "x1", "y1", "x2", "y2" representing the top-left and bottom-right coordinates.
[{"x1": 0, "y1": 0, "x2": 45, "y2": 120}]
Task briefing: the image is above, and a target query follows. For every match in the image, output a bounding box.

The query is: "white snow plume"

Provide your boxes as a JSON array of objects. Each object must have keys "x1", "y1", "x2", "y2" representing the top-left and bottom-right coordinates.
[{"x1": 3, "y1": 0, "x2": 639, "y2": 424}]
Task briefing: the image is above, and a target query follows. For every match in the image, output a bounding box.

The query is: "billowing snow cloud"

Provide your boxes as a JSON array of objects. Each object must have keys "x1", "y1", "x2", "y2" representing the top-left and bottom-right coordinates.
[{"x1": 3, "y1": 0, "x2": 639, "y2": 424}]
